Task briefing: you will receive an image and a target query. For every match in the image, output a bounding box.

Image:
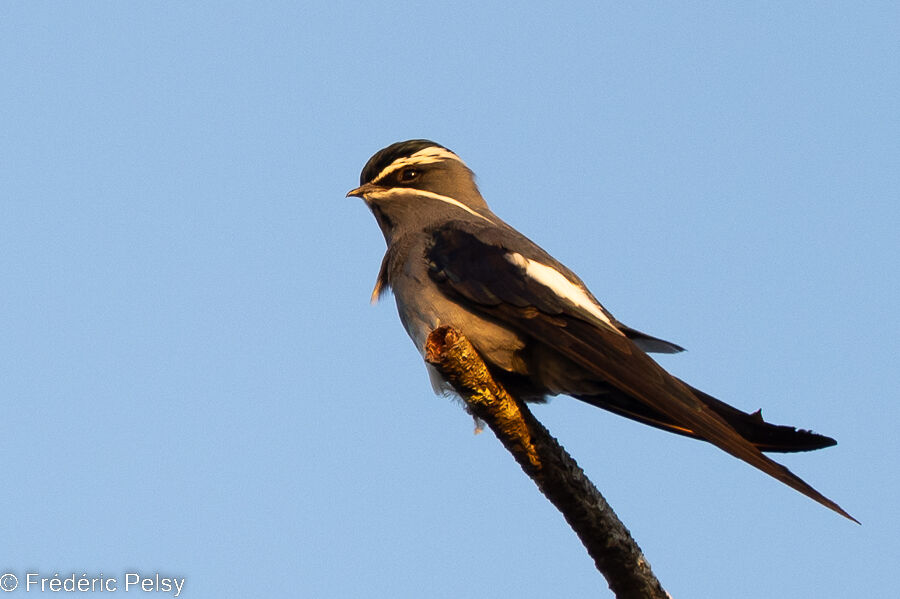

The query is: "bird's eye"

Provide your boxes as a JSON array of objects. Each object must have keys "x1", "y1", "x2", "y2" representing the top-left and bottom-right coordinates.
[{"x1": 400, "y1": 168, "x2": 419, "y2": 182}]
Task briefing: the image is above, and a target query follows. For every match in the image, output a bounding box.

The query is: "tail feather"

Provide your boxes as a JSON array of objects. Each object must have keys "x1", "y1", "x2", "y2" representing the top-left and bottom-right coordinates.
[
  {"x1": 685, "y1": 384, "x2": 836, "y2": 453},
  {"x1": 574, "y1": 382, "x2": 837, "y2": 454}
]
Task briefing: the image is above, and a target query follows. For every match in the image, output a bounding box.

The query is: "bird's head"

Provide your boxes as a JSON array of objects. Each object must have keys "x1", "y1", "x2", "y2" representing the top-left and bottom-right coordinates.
[{"x1": 347, "y1": 140, "x2": 490, "y2": 241}]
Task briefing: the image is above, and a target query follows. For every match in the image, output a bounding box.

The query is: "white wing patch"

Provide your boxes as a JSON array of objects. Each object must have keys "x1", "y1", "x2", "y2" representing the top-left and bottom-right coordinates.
[{"x1": 505, "y1": 252, "x2": 624, "y2": 335}]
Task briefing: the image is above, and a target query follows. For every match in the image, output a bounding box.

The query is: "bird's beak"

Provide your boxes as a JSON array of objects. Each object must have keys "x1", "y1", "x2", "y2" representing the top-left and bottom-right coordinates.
[{"x1": 346, "y1": 182, "x2": 380, "y2": 198}]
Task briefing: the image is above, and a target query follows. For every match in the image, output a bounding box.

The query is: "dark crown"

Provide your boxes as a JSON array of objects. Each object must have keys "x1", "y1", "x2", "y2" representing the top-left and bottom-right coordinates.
[{"x1": 359, "y1": 139, "x2": 450, "y2": 185}]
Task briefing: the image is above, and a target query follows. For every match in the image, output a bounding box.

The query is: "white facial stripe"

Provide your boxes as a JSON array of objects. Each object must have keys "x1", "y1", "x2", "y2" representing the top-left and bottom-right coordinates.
[
  {"x1": 410, "y1": 146, "x2": 465, "y2": 162},
  {"x1": 371, "y1": 146, "x2": 466, "y2": 184},
  {"x1": 505, "y1": 253, "x2": 624, "y2": 334},
  {"x1": 365, "y1": 187, "x2": 491, "y2": 222}
]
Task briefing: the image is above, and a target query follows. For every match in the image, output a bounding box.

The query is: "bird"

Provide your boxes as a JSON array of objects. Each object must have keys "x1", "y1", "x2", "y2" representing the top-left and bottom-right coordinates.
[{"x1": 347, "y1": 139, "x2": 855, "y2": 522}]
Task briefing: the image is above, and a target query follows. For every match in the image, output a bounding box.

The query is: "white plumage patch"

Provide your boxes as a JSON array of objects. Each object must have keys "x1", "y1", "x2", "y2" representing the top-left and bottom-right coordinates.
[
  {"x1": 365, "y1": 187, "x2": 492, "y2": 222},
  {"x1": 505, "y1": 252, "x2": 623, "y2": 334},
  {"x1": 372, "y1": 146, "x2": 466, "y2": 184}
]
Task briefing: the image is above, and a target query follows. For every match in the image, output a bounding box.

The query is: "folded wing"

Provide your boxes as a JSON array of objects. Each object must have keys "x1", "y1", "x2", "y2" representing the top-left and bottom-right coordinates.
[{"x1": 426, "y1": 223, "x2": 855, "y2": 522}]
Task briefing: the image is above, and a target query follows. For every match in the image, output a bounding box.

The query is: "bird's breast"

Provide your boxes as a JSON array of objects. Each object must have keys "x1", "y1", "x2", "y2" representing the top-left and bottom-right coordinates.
[{"x1": 389, "y1": 253, "x2": 528, "y2": 376}]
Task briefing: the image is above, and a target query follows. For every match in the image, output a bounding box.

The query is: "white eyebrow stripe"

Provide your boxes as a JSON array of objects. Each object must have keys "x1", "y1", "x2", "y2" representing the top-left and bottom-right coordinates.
[
  {"x1": 410, "y1": 146, "x2": 465, "y2": 162},
  {"x1": 505, "y1": 252, "x2": 624, "y2": 335},
  {"x1": 365, "y1": 187, "x2": 492, "y2": 222},
  {"x1": 372, "y1": 146, "x2": 466, "y2": 184}
]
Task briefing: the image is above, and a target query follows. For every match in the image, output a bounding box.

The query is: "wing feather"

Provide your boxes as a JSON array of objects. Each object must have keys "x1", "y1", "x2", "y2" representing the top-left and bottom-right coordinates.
[{"x1": 426, "y1": 224, "x2": 855, "y2": 522}]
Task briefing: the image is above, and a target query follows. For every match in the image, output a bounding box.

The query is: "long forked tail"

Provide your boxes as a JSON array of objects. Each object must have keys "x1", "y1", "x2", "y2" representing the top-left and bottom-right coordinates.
[{"x1": 574, "y1": 387, "x2": 858, "y2": 523}]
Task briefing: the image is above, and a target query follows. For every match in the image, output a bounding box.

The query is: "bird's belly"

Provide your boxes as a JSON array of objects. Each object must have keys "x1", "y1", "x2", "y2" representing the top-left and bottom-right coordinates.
[{"x1": 392, "y1": 281, "x2": 527, "y2": 375}]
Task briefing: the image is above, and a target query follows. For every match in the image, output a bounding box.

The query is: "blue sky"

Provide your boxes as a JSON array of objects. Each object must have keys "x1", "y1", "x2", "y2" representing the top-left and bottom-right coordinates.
[{"x1": 1, "y1": 2, "x2": 897, "y2": 598}]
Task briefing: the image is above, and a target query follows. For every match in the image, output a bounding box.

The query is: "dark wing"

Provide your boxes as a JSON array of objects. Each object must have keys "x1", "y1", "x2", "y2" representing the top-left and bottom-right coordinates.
[
  {"x1": 616, "y1": 323, "x2": 685, "y2": 354},
  {"x1": 426, "y1": 223, "x2": 855, "y2": 522}
]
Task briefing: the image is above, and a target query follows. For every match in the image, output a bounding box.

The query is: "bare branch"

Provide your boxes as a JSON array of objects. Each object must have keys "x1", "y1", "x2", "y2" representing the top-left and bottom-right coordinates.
[{"x1": 425, "y1": 326, "x2": 668, "y2": 599}]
